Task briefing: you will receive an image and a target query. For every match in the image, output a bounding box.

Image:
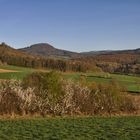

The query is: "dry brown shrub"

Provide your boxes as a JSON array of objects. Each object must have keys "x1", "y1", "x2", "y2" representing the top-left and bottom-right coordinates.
[{"x1": 0, "y1": 73, "x2": 138, "y2": 117}]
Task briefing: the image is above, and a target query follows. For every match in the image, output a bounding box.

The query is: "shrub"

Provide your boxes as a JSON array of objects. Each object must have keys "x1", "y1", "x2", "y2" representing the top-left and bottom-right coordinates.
[
  {"x1": 0, "y1": 88, "x2": 22, "y2": 115},
  {"x1": 0, "y1": 80, "x2": 38, "y2": 116},
  {"x1": 84, "y1": 80, "x2": 137, "y2": 115},
  {"x1": 22, "y1": 71, "x2": 65, "y2": 115}
]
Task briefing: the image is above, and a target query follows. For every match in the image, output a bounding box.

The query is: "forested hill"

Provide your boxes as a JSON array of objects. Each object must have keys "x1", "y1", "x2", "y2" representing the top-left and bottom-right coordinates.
[
  {"x1": 20, "y1": 43, "x2": 140, "y2": 59},
  {"x1": 0, "y1": 43, "x2": 34, "y2": 58},
  {"x1": 76, "y1": 50, "x2": 140, "y2": 74},
  {"x1": 0, "y1": 43, "x2": 41, "y2": 67},
  {"x1": 0, "y1": 43, "x2": 96, "y2": 72},
  {"x1": 81, "y1": 48, "x2": 140, "y2": 56},
  {"x1": 20, "y1": 43, "x2": 82, "y2": 59}
]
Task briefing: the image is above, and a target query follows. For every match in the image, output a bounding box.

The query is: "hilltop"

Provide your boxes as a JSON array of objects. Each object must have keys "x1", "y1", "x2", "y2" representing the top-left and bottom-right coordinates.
[
  {"x1": 20, "y1": 43, "x2": 82, "y2": 59},
  {"x1": 0, "y1": 43, "x2": 93, "y2": 72}
]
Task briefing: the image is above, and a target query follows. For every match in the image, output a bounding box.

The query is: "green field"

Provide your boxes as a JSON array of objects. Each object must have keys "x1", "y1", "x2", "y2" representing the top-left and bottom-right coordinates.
[
  {"x1": 64, "y1": 72, "x2": 140, "y2": 93},
  {"x1": 0, "y1": 117, "x2": 140, "y2": 140},
  {"x1": 0, "y1": 65, "x2": 34, "y2": 80}
]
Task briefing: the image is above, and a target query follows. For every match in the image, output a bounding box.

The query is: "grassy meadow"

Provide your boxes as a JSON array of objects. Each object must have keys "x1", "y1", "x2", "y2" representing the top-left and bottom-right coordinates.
[
  {"x1": 0, "y1": 65, "x2": 33, "y2": 80},
  {"x1": 0, "y1": 117, "x2": 140, "y2": 140},
  {"x1": 64, "y1": 72, "x2": 140, "y2": 93}
]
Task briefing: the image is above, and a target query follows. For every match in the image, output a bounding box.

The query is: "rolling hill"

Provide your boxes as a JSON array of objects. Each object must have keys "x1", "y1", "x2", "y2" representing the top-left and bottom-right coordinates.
[
  {"x1": 0, "y1": 43, "x2": 43, "y2": 67},
  {"x1": 0, "y1": 43, "x2": 93, "y2": 72},
  {"x1": 0, "y1": 43, "x2": 34, "y2": 58},
  {"x1": 20, "y1": 43, "x2": 82, "y2": 59},
  {"x1": 81, "y1": 48, "x2": 140, "y2": 56},
  {"x1": 20, "y1": 43, "x2": 140, "y2": 59}
]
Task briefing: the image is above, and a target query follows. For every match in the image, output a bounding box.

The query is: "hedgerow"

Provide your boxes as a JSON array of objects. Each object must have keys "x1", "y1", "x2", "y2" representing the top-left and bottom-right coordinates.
[{"x1": 0, "y1": 71, "x2": 138, "y2": 117}]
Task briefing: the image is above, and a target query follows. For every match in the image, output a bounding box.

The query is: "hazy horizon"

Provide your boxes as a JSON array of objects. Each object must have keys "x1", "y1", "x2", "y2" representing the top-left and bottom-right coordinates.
[{"x1": 0, "y1": 0, "x2": 140, "y2": 52}]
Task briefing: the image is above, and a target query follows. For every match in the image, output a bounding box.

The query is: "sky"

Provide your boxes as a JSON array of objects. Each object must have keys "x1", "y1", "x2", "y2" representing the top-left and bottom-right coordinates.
[{"x1": 0, "y1": 0, "x2": 140, "y2": 52}]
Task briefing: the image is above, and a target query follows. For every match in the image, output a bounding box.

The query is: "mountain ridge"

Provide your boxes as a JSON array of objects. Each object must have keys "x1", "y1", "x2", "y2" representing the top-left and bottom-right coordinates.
[
  {"x1": 19, "y1": 43, "x2": 140, "y2": 58},
  {"x1": 19, "y1": 43, "x2": 82, "y2": 59}
]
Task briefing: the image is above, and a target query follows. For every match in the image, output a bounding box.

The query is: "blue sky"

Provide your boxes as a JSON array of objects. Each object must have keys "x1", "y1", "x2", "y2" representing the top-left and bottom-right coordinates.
[{"x1": 0, "y1": 0, "x2": 140, "y2": 52}]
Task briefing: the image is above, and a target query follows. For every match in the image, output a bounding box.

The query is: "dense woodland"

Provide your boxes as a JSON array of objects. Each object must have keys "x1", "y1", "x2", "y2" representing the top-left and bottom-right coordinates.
[
  {"x1": 0, "y1": 43, "x2": 140, "y2": 74},
  {"x1": 75, "y1": 53, "x2": 140, "y2": 75}
]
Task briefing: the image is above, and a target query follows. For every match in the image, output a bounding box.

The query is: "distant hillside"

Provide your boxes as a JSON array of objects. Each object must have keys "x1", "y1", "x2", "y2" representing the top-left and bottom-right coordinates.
[
  {"x1": 0, "y1": 43, "x2": 95, "y2": 72},
  {"x1": 82, "y1": 48, "x2": 140, "y2": 56},
  {"x1": 20, "y1": 43, "x2": 140, "y2": 59},
  {"x1": 20, "y1": 43, "x2": 82, "y2": 59},
  {"x1": 81, "y1": 50, "x2": 112, "y2": 56},
  {"x1": 0, "y1": 43, "x2": 33, "y2": 58},
  {"x1": 76, "y1": 48, "x2": 140, "y2": 75}
]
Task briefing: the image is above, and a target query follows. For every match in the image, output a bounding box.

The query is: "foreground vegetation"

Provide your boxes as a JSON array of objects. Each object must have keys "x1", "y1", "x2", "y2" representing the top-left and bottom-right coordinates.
[
  {"x1": 0, "y1": 67, "x2": 140, "y2": 139},
  {"x1": 0, "y1": 71, "x2": 138, "y2": 117},
  {"x1": 0, "y1": 117, "x2": 140, "y2": 140}
]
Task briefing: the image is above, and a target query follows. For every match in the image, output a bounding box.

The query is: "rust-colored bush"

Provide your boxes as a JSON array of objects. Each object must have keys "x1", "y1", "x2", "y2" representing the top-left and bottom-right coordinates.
[{"x1": 0, "y1": 90, "x2": 22, "y2": 115}]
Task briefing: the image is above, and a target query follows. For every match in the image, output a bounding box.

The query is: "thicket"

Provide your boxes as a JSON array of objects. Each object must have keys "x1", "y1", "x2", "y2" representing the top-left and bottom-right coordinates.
[{"x1": 0, "y1": 72, "x2": 138, "y2": 117}]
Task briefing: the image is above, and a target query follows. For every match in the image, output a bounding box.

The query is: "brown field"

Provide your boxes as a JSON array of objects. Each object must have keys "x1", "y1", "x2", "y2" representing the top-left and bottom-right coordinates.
[{"x1": 0, "y1": 69, "x2": 18, "y2": 73}]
